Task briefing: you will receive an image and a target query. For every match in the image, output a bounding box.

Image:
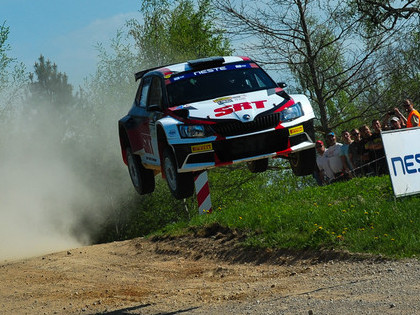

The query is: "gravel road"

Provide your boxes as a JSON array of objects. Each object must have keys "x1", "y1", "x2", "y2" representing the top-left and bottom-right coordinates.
[{"x1": 1, "y1": 226, "x2": 419, "y2": 314}]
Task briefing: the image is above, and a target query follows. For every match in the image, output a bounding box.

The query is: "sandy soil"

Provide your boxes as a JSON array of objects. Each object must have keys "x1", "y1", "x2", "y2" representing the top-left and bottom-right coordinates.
[{"x1": 1, "y1": 225, "x2": 420, "y2": 314}]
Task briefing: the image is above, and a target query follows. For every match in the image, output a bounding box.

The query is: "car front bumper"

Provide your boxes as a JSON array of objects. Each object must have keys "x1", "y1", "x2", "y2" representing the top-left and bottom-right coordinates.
[{"x1": 171, "y1": 119, "x2": 315, "y2": 172}]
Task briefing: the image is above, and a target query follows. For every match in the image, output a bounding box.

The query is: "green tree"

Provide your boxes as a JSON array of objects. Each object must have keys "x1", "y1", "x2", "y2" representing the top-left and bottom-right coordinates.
[
  {"x1": 373, "y1": 29, "x2": 420, "y2": 109},
  {"x1": 0, "y1": 22, "x2": 12, "y2": 88},
  {"x1": 0, "y1": 22, "x2": 26, "y2": 119},
  {"x1": 28, "y1": 55, "x2": 73, "y2": 107},
  {"x1": 127, "y1": 0, "x2": 232, "y2": 67}
]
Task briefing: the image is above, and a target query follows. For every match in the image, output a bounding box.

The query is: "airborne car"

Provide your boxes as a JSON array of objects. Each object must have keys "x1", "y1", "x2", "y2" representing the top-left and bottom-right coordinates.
[{"x1": 119, "y1": 56, "x2": 316, "y2": 199}]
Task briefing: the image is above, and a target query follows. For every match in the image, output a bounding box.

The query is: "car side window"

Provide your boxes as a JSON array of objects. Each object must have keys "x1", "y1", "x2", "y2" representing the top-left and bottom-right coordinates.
[
  {"x1": 148, "y1": 77, "x2": 163, "y2": 110},
  {"x1": 135, "y1": 83, "x2": 141, "y2": 105},
  {"x1": 135, "y1": 77, "x2": 151, "y2": 108}
]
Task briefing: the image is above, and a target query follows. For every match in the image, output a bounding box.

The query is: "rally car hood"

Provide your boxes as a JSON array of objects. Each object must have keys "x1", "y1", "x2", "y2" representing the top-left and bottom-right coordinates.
[{"x1": 167, "y1": 89, "x2": 290, "y2": 123}]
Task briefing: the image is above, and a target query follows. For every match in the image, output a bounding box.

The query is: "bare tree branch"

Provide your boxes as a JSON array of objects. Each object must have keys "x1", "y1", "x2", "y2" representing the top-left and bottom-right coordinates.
[{"x1": 215, "y1": 0, "x2": 410, "y2": 133}]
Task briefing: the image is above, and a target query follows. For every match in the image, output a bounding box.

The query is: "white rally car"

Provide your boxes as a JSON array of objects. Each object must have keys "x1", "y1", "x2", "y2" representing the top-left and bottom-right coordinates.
[{"x1": 119, "y1": 56, "x2": 316, "y2": 199}]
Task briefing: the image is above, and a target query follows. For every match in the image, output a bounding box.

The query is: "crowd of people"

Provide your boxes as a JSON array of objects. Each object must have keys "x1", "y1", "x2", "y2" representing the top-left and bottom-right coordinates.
[{"x1": 314, "y1": 98, "x2": 420, "y2": 185}]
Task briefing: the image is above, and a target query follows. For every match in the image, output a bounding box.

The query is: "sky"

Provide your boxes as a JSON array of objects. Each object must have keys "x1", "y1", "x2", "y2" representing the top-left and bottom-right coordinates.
[{"x1": 2, "y1": 0, "x2": 142, "y2": 87}]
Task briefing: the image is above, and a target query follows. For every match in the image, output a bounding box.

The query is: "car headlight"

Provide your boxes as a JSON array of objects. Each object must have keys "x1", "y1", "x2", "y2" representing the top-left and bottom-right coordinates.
[
  {"x1": 279, "y1": 102, "x2": 303, "y2": 122},
  {"x1": 178, "y1": 125, "x2": 207, "y2": 138}
]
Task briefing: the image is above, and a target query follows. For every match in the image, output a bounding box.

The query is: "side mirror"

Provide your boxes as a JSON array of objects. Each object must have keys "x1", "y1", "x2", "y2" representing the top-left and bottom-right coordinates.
[
  {"x1": 277, "y1": 82, "x2": 287, "y2": 88},
  {"x1": 173, "y1": 108, "x2": 189, "y2": 119}
]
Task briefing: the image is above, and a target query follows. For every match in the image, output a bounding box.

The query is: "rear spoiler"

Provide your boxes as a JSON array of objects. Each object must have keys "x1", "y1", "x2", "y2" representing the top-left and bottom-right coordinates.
[{"x1": 135, "y1": 65, "x2": 162, "y2": 81}]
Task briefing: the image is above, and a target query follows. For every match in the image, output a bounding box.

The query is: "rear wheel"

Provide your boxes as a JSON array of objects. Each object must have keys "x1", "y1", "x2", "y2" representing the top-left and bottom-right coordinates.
[
  {"x1": 247, "y1": 158, "x2": 269, "y2": 173},
  {"x1": 289, "y1": 148, "x2": 316, "y2": 176},
  {"x1": 163, "y1": 147, "x2": 194, "y2": 199},
  {"x1": 126, "y1": 147, "x2": 155, "y2": 195}
]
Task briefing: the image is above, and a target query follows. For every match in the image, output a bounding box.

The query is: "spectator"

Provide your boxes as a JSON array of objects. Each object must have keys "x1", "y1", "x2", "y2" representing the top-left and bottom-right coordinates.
[
  {"x1": 382, "y1": 110, "x2": 394, "y2": 130},
  {"x1": 315, "y1": 140, "x2": 334, "y2": 185},
  {"x1": 349, "y1": 128, "x2": 363, "y2": 176},
  {"x1": 359, "y1": 125, "x2": 374, "y2": 176},
  {"x1": 394, "y1": 99, "x2": 420, "y2": 128},
  {"x1": 313, "y1": 140, "x2": 323, "y2": 186},
  {"x1": 370, "y1": 119, "x2": 387, "y2": 175},
  {"x1": 340, "y1": 130, "x2": 354, "y2": 174},
  {"x1": 324, "y1": 132, "x2": 346, "y2": 182},
  {"x1": 390, "y1": 116, "x2": 403, "y2": 130}
]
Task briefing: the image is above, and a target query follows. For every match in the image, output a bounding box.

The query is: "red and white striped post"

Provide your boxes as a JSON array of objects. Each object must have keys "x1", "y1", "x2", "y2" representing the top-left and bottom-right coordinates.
[{"x1": 194, "y1": 171, "x2": 212, "y2": 215}]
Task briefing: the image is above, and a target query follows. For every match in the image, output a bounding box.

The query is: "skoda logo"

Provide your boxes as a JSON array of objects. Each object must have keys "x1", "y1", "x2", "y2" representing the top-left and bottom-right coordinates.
[{"x1": 243, "y1": 114, "x2": 251, "y2": 120}]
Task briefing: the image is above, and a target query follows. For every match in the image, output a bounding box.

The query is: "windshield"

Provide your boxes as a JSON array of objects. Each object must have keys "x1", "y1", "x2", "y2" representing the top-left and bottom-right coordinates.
[{"x1": 167, "y1": 65, "x2": 277, "y2": 106}]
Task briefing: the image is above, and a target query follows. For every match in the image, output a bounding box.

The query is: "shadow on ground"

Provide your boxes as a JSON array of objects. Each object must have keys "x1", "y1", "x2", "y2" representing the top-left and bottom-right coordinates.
[{"x1": 98, "y1": 303, "x2": 199, "y2": 315}]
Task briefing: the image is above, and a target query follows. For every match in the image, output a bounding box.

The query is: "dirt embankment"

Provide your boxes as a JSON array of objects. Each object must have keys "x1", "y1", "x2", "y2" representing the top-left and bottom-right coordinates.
[{"x1": 1, "y1": 225, "x2": 420, "y2": 314}]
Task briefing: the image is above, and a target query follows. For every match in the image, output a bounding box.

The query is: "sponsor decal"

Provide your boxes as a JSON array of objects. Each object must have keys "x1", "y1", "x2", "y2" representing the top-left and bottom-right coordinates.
[
  {"x1": 382, "y1": 128, "x2": 420, "y2": 197},
  {"x1": 145, "y1": 156, "x2": 157, "y2": 162},
  {"x1": 289, "y1": 125, "x2": 304, "y2": 136},
  {"x1": 213, "y1": 95, "x2": 246, "y2": 105},
  {"x1": 168, "y1": 63, "x2": 254, "y2": 83},
  {"x1": 214, "y1": 100, "x2": 267, "y2": 117},
  {"x1": 213, "y1": 97, "x2": 233, "y2": 105},
  {"x1": 191, "y1": 143, "x2": 213, "y2": 153},
  {"x1": 194, "y1": 66, "x2": 228, "y2": 76},
  {"x1": 390, "y1": 154, "x2": 420, "y2": 177},
  {"x1": 173, "y1": 76, "x2": 185, "y2": 81},
  {"x1": 157, "y1": 68, "x2": 172, "y2": 78}
]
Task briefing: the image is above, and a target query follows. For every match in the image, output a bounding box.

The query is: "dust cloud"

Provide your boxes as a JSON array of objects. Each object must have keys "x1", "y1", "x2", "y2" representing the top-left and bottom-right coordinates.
[{"x1": 0, "y1": 100, "x2": 129, "y2": 261}]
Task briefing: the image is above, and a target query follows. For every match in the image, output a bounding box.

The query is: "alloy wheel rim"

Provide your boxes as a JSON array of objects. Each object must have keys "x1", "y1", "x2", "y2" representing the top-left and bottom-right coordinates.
[
  {"x1": 127, "y1": 154, "x2": 140, "y2": 186},
  {"x1": 164, "y1": 157, "x2": 177, "y2": 190}
]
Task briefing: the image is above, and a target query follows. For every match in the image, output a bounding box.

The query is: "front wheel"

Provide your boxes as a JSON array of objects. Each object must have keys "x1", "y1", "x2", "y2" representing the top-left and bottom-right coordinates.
[
  {"x1": 289, "y1": 148, "x2": 316, "y2": 176},
  {"x1": 126, "y1": 147, "x2": 155, "y2": 195},
  {"x1": 163, "y1": 147, "x2": 194, "y2": 199}
]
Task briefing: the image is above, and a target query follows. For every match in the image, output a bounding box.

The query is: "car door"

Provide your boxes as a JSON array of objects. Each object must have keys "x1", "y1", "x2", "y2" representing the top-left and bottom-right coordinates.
[
  {"x1": 144, "y1": 76, "x2": 165, "y2": 167},
  {"x1": 126, "y1": 76, "x2": 153, "y2": 158},
  {"x1": 126, "y1": 75, "x2": 165, "y2": 167}
]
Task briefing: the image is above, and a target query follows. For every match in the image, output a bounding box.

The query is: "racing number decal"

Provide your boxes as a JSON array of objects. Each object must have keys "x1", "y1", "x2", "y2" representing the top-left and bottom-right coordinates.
[{"x1": 214, "y1": 100, "x2": 267, "y2": 117}]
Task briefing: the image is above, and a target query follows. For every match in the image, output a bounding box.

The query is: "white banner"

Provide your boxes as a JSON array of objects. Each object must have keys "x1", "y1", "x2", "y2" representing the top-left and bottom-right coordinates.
[{"x1": 382, "y1": 127, "x2": 420, "y2": 197}]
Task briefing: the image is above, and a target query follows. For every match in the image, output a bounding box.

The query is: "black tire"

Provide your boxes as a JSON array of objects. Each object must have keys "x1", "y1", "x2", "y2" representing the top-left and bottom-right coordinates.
[
  {"x1": 289, "y1": 148, "x2": 316, "y2": 176},
  {"x1": 247, "y1": 158, "x2": 269, "y2": 173},
  {"x1": 163, "y1": 146, "x2": 194, "y2": 199},
  {"x1": 126, "y1": 147, "x2": 155, "y2": 195}
]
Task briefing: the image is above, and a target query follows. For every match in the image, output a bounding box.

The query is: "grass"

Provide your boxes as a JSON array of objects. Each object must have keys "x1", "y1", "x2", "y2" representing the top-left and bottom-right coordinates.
[{"x1": 159, "y1": 176, "x2": 420, "y2": 259}]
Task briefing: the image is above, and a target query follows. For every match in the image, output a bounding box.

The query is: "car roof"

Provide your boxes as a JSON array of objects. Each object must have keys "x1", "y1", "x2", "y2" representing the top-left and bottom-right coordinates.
[{"x1": 134, "y1": 56, "x2": 253, "y2": 81}]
